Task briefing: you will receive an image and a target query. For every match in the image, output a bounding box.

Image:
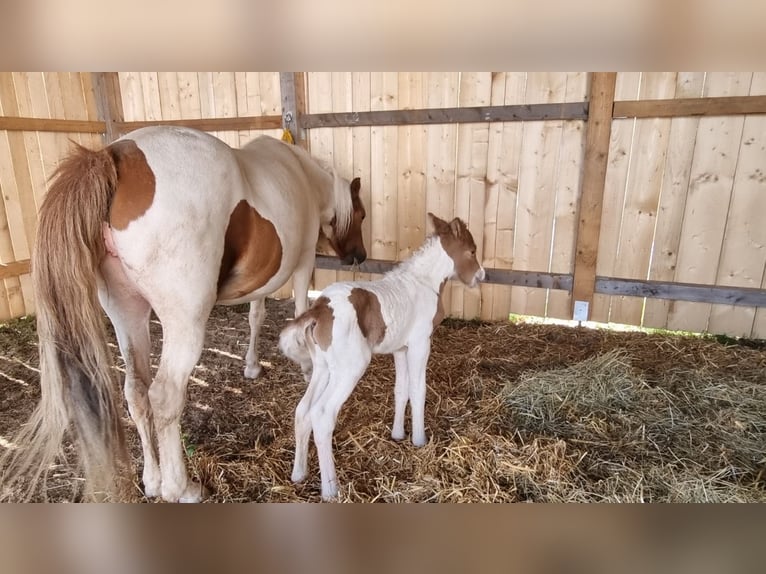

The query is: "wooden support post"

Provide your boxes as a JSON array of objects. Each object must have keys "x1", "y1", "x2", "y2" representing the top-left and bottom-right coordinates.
[
  {"x1": 92, "y1": 72, "x2": 124, "y2": 143},
  {"x1": 279, "y1": 72, "x2": 308, "y2": 149},
  {"x1": 571, "y1": 72, "x2": 617, "y2": 321}
]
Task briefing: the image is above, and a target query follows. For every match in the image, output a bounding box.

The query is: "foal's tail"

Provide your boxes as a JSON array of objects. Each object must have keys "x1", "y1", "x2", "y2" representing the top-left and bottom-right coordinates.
[
  {"x1": 278, "y1": 315, "x2": 315, "y2": 369},
  {"x1": 1, "y1": 144, "x2": 130, "y2": 501}
]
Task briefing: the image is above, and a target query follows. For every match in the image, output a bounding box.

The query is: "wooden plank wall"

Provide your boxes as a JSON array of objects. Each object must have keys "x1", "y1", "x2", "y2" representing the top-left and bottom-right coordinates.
[
  {"x1": 0, "y1": 72, "x2": 103, "y2": 320},
  {"x1": 1, "y1": 71, "x2": 765, "y2": 339},
  {"x1": 595, "y1": 72, "x2": 766, "y2": 338}
]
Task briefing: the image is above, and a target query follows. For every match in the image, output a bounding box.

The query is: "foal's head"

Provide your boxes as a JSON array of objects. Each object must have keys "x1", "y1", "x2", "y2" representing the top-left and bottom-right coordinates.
[
  {"x1": 329, "y1": 176, "x2": 367, "y2": 265},
  {"x1": 429, "y1": 213, "x2": 485, "y2": 287}
]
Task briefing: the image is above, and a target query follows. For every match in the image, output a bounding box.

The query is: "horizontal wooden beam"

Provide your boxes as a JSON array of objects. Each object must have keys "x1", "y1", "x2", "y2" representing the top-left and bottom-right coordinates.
[
  {"x1": 114, "y1": 115, "x2": 282, "y2": 134},
  {"x1": 0, "y1": 116, "x2": 106, "y2": 133},
  {"x1": 314, "y1": 256, "x2": 572, "y2": 290},
  {"x1": 302, "y1": 102, "x2": 590, "y2": 129},
  {"x1": 613, "y1": 95, "x2": 766, "y2": 119},
  {"x1": 0, "y1": 260, "x2": 30, "y2": 279},
  {"x1": 595, "y1": 277, "x2": 766, "y2": 308}
]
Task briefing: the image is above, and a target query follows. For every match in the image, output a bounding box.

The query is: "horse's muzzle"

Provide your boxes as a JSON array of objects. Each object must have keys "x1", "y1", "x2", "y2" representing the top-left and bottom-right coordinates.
[{"x1": 342, "y1": 251, "x2": 367, "y2": 266}]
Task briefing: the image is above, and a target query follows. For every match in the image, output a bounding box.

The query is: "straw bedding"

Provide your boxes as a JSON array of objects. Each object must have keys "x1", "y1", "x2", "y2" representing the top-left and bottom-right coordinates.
[{"x1": 1, "y1": 297, "x2": 764, "y2": 502}]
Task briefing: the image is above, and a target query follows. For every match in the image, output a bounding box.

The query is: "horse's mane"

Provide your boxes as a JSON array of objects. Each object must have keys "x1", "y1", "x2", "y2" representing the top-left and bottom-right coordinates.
[{"x1": 283, "y1": 141, "x2": 354, "y2": 238}]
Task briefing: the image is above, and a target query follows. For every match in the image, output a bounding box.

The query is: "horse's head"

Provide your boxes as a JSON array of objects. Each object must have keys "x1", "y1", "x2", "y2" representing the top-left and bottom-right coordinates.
[
  {"x1": 429, "y1": 212, "x2": 485, "y2": 287},
  {"x1": 328, "y1": 177, "x2": 367, "y2": 265}
]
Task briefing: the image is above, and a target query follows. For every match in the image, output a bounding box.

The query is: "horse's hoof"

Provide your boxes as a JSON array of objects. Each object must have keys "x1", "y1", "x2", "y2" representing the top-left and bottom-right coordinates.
[{"x1": 244, "y1": 364, "x2": 262, "y2": 379}]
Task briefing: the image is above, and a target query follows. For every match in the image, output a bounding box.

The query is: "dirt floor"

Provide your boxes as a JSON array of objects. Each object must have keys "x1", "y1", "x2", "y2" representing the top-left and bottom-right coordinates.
[{"x1": 1, "y1": 297, "x2": 765, "y2": 502}]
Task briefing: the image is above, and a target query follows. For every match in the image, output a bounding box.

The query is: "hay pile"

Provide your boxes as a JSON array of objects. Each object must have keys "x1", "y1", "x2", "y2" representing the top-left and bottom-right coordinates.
[{"x1": 1, "y1": 299, "x2": 765, "y2": 502}]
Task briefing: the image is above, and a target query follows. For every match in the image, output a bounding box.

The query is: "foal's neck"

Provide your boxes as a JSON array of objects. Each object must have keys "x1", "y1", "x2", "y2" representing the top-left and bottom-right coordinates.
[{"x1": 396, "y1": 236, "x2": 454, "y2": 292}]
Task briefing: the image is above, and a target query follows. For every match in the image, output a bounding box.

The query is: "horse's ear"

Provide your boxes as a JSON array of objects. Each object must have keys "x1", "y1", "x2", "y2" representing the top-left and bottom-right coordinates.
[
  {"x1": 428, "y1": 212, "x2": 449, "y2": 234},
  {"x1": 350, "y1": 177, "x2": 361, "y2": 196}
]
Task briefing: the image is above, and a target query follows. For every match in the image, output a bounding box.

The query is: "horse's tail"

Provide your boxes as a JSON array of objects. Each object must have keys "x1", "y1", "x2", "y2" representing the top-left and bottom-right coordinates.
[{"x1": 1, "y1": 143, "x2": 130, "y2": 501}]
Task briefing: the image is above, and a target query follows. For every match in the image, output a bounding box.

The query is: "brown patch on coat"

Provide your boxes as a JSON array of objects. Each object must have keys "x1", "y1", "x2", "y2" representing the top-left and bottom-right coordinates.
[
  {"x1": 349, "y1": 287, "x2": 386, "y2": 345},
  {"x1": 307, "y1": 296, "x2": 335, "y2": 351},
  {"x1": 433, "y1": 280, "x2": 448, "y2": 328},
  {"x1": 217, "y1": 200, "x2": 283, "y2": 301},
  {"x1": 108, "y1": 140, "x2": 156, "y2": 230}
]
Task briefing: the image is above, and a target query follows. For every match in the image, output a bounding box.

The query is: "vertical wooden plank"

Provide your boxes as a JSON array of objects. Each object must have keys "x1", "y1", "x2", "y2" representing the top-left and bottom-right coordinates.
[
  {"x1": 176, "y1": 72, "x2": 202, "y2": 120},
  {"x1": 370, "y1": 73, "x2": 399, "y2": 264},
  {"x1": 510, "y1": 72, "x2": 566, "y2": 319},
  {"x1": 212, "y1": 72, "x2": 238, "y2": 147},
  {"x1": 425, "y1": 72, "x2": 459, "y2": 313},
  {"x1": 396, "y1": 72, "x2": 427, "y2": 265},
  {"x1": 332, "y1": 72, "x2": 356, "y2": 286},
  {"x1": 708, "y1": 72, "x2": 766, "y2": 337},
  {"x1": 259, "y1": 73, "x2": 281, "y2": 115},
  {"x1": 547, "y1": 72, "x2": 588, "y2": 320},
  {"x1": 454, "y1": 72, "x2": 491, "y2": 319},
  {"x1": 667, "y1": 72, "x2": 752, "y2": 333},
  {"x1": 280, "y1": 72, "x2": 308, "y2": 149},
  {"x1": 12, "y1": 73, "x2": 46, "y2": 212},
  {"x1": 139, "y1": 72, "x2": 162, "y2": 121},
  {"x1": 571, "y1": 72, "x2": 618, "y2": 321},
  {"x1": 479, "y1": 72, "x2": 507, "y2": 320},
  {"x1": 157, "y1": 72, "x2": 182, "y2": 120},
  {"x1": 750, "y1": 74, "x2": 766, "y2": 339},
  {"x1": 608, "y1": 72, "x2": 677, "y2": 326},
  {"x1": 93, "y1": 72, "x2": 124, "y2": 143},
  {"x1": 118, "y1": 72, "x2": 146, "y2": 122},
  {"x1": 0, "y1": 74, "x2": 32, "y2": 317},
  {"x1": 591, "y1": 72, "x2": 640, "y2": 322},
  {"x1": 307, "y1": 72, "x2": 337, "y2": 293},
  {"x1": 643, "y1": 72, "x2": 706, "y2": 329},
  {"x1": 352, "y1": 72, "x2": 373, "y2": 283},
  {"x1": 489, "y1": 73, "x2": 527, "y2": 320}
]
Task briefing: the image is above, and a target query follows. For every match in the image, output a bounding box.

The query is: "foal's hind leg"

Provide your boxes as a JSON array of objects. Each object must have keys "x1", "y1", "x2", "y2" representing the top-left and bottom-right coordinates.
[
  {"x1": 99, "y1": 259, "x2": 161, "y2": 497},
  {"x1": 311, "y1": 352, "x2": 370, "y2": 500},
  {"x1": 150, "y1": 315, "x2": 209, "y2": 502},
  {"x1": 244, "y1": 297, "x2": 266, "y2": 379},
  {"x1": 292, "y1": 357, "x2": 330, "y2": 483}
]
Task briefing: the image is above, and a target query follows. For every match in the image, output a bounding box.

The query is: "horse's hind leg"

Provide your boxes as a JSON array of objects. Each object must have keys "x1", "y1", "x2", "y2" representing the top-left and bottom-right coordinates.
[
  {"x1": 244, "y1": 297, "x2": 266, "y2": 379},
  {"x1": 99, "y1": 259, "x2": 161, "y2": 498},
  {"x1": 149, "y1": 314, "x2": 209, "y2": 502}
]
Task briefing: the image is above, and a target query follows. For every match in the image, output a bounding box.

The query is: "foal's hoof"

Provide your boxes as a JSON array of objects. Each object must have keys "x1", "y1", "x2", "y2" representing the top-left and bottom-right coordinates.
[
  {"x1": 244, "y1": 364, "x2": 262, "y2": 379},
  {"x1": 177, "y1": 481, "x2": 209, "y2": 503}
]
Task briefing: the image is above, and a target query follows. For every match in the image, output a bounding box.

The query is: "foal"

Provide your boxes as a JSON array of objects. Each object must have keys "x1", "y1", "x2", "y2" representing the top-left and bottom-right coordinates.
[{"x1": 279, "y1": 213, "x2": 485, "y2": 499}]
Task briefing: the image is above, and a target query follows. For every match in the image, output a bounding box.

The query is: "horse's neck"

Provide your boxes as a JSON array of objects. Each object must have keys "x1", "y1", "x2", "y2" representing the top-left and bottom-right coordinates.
[
  {"x1": 392, "y1": 237, "x2": 454, "y2": 292},
  {"x1": 287, "y1": 145, "x2": 336, "y2": 221}
]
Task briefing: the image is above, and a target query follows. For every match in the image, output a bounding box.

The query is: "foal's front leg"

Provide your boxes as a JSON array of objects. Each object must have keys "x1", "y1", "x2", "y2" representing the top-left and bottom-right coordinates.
[
  {"x1": 391, "y1": 350, "x2": 409, "y2": 441},
  {"x1": 406, "y1": 336, "x2": 432, "y2": 447}
]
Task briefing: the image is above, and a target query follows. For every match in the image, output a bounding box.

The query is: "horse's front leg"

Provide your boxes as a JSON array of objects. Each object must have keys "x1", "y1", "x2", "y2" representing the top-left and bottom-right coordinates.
[
  {"x1": 292, "y1": 253, "x2": 315, "y2": 381},
  {"x1": 292, "y1": 252, "x2": 315, "y2": 316},
  {"x1": 244, "y1": 297, "x2": 266, "y2": 379}
]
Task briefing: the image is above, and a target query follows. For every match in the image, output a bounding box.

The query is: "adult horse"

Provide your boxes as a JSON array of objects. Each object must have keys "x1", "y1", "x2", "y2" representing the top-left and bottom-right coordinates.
[{"x1": 4, "y1": 126, "x2": 366, "y2": 502}]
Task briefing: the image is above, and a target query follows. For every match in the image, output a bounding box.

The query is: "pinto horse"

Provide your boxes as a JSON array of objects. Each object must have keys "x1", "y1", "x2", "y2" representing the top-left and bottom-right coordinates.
[
  {"x1": 280, "y1": 213, "x2": 484, "y2": 499},
  {"x1": 3, "y1": 126, "x2": 366, "y2": 502}
]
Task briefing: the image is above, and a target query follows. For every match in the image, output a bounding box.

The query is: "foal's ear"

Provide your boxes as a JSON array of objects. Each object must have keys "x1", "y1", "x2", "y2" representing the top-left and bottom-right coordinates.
[
  {"x1": 428, "y1": 212, "x2": 450, "y2": 234},
  {"x1": 449, "y1": 217, "x2": 467, "y2": 238},
  {"x1": 350, "y1": 177, "x2": 361, "y2": 196}
]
